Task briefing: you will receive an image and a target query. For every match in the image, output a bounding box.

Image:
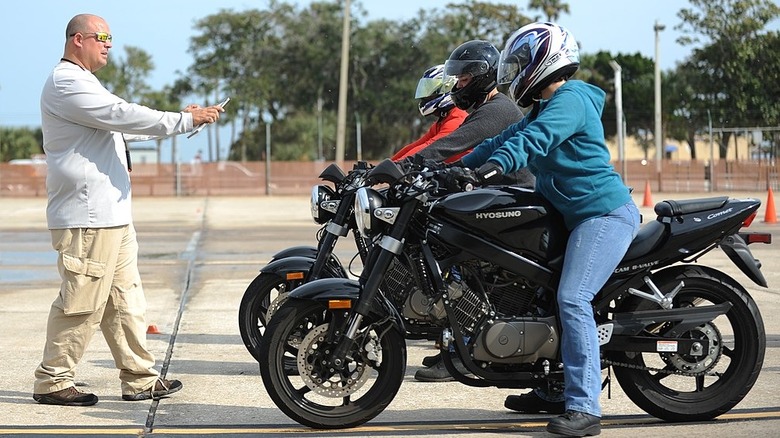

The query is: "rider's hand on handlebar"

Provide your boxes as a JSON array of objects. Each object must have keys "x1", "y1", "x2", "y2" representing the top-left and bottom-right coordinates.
[
  {"x1": 444, "y1": 166, "x2": 479, "y2": 192},
  {"x1": 475, "y1": 161, "x2": 504, "y2": 184}
]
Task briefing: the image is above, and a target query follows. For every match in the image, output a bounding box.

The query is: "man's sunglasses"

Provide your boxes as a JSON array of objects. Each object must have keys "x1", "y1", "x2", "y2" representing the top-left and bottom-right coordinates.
[{"x1": 70, "y1": 32, "x2": 113, "y2": 43}]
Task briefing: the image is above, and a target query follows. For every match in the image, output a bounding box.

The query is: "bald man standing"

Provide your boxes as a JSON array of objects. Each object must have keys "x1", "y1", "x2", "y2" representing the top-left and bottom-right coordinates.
[{"x1": 33, "y1": 14, "x2": 222, "y2": 406}]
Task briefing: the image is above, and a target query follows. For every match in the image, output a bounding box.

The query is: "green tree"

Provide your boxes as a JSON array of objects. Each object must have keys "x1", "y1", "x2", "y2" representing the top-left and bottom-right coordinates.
[
  {"x1": 580, "y1": 51, "x2": 656, "y2": 158},
  {"x1": 676, "y1": 0, "x2": 780, "y2": 158},
  {"x1": 427, "y1": 1, "x2": 532, "y2": 48},
  {"x1": 528, "y1": 0, "x2": 570, "y2": 21},
  {"x1": 189, "y1": 6, "x2": 292, "y2": 161},
  {"x1": 95, "y1": 46, "x2": 154, "y2": 101},
  {"x1": 0, "y1": 127, "x2": 43, "y2": 161}
]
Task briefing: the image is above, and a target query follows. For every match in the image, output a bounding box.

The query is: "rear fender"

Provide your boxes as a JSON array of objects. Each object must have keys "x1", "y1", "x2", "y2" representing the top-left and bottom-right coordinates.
[{"x1": 720, "y1": 234, "x2": 768, "y2": 287}]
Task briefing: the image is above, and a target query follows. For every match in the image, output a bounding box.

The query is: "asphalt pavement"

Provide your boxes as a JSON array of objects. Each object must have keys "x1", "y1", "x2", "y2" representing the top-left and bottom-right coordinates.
[{"x1": 1, "y1": 191, "x2": 779, "y2": 437}]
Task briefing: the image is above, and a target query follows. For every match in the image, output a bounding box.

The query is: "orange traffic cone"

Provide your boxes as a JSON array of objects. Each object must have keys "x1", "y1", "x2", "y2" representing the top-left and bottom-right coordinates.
[
  {"x1": 146, "y1": 324, "x2": 161, "y2": 334},
  {"x1": 765, "y1": 187, "x2": 777, "y2": 224},
  {"x1": 642, "y1": 179, "x2": 654, "y2": 207}
]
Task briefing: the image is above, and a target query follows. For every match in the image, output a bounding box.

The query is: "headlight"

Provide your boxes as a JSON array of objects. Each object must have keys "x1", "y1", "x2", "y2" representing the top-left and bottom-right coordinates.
[
  {"x1": 355, "y1": 187, "x2": 384, "y2": 237},
  {"x1": 310, "y1": 184, "x2": 338, "y2": 225}
]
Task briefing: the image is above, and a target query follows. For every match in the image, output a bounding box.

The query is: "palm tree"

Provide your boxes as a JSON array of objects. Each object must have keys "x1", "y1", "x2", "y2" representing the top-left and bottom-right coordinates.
[{"x1": 528, "y1": 0, "x2": 570, "y2": 21}]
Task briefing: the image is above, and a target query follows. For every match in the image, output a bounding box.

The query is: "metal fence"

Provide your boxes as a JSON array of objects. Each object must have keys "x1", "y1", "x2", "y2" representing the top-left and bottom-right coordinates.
[{"x1": 1, "y1": 159, "x2": 777, "y2": 198}]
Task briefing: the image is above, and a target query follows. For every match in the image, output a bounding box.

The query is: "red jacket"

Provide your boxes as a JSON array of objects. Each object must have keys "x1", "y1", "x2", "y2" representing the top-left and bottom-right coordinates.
[{"x1": 391, "y1": 107, "x2": 468, "y2": 163}]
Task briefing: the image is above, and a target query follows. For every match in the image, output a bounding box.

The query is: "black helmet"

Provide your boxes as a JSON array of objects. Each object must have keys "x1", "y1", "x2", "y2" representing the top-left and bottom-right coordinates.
[{"x1": 444, "y1": 40, "x2": 500, "y2": 110}]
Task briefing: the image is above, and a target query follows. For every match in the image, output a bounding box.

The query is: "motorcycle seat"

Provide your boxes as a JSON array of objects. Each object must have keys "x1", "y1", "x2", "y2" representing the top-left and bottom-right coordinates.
[
  {"x1": 623, "y1": 219, "x2": 665, "y2": 261},
  {"x1": 654, "y1": 196, "x2": 729, "y2": 217}
]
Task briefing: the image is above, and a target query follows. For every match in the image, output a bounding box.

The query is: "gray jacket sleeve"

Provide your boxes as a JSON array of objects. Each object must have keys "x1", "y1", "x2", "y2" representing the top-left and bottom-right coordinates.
[{"x1": 414, "y1": 93, "x2": 523, "y2": 162}]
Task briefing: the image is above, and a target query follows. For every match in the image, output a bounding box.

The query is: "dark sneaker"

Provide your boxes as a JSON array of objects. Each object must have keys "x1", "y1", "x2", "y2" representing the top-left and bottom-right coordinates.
[
  {"x1": 414, "y1": 359, "x2": 453, "y2": 382},
  {"x1": 421, "y1": 352, "x2": 441, "y2": 368},
  {"x1": 33, "y1": 386, "x2": 98, "y2": 406},
  {"x1": 122, "y1": 378, "x2": 182, "y2": 401},
  {"x1": 414, "y1": 355, "x2": 470, "y2": 382},
  {"x1": 504, "y1": 391, "x2": 565, "y2": 414},
  {"x1": 546, "y1": 410, "x2": 601, "y2": 437}
]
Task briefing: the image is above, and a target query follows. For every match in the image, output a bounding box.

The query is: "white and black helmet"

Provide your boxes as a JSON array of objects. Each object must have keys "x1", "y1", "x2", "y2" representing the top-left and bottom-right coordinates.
[
  {"x1": 415, "y1": 64, "x2": 457, "y2": 116},
  {"x1": 498, "y1": 22, "x2": 579, "y2": 108}
]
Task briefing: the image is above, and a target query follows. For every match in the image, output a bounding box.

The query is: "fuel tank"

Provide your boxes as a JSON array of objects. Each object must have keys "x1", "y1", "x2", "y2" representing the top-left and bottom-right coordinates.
[{"x1": 431, "y1": 186, "x2": 568, "y2": 262}]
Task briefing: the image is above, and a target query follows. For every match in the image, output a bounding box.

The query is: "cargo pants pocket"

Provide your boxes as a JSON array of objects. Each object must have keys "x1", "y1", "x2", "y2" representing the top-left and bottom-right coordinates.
[{"x1": 59, "y1": 252, "x2": 107, "y2": 315}]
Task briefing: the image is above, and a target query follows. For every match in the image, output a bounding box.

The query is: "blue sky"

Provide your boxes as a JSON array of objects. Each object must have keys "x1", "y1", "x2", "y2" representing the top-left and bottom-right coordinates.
[{"x1": 0, "y1": 0, "x2": 723, "y2": 161}]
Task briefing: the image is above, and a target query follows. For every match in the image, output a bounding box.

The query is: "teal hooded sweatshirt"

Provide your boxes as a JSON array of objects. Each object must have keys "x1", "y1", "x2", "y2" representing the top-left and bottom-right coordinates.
[{"x1": 461, "y1": 80, "x2": 631, "y2": 230}]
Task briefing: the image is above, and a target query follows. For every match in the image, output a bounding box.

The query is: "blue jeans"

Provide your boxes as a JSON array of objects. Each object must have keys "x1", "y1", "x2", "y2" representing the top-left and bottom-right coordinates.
[{"x1": 557, "y1": 201, "x2": 640, "y2": 417}]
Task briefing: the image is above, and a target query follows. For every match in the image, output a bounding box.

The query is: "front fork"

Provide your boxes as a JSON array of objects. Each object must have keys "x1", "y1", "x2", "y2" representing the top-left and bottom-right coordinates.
[{"x1": 328, "y1": 199, "x2": 419, "y2": 370}]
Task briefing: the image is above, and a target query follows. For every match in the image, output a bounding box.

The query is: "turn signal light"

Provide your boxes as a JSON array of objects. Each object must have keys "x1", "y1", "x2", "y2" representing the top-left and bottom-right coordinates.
[
  {"x1": 328, "y1": 299, "x2": 352, "y2": 309},
  {"x1": 286, "y1": 272, "x2": 305, "y2": 281}
]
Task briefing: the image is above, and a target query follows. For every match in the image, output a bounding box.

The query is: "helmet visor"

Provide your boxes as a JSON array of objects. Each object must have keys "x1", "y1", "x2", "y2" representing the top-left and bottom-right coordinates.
[
  {"x1": 497, "y1": 42, "x2": 531, "y2": 86},
  {"x1": 414, "y1": 75, "x2": 455, "y2": 99},
  {"x1": 444, "y1": 59, "x2": 489, "y2": 78}
]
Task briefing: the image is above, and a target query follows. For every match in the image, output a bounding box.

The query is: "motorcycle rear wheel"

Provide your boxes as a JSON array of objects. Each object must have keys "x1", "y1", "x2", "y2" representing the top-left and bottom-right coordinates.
[
  {"x1": 612, "y1": 266, "x2": 765, "y2": 421},
  {"x1": 259, "y1": 298, "x2": 406, "y2": 429}
]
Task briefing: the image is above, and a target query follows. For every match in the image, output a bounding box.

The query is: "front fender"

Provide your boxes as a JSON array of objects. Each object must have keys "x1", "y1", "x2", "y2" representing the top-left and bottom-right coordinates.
[
  {"x1": 289, "y1": 278, "x2": 406, "y2": 333},
  {"x1": 260, "y1": 253, "x2": 347, "y2": 280},
  {"x1": 271, "y1": 245, "x2": 318, "y2": 261},
  {"x1": 260, "y1": 256, "x2": 316, "y2": 279}
]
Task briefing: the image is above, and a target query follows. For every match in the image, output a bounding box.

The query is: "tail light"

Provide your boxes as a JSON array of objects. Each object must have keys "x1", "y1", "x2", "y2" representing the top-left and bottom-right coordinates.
[{"x1": 743, "y1": 212, "x2": 757, "y2": 227}]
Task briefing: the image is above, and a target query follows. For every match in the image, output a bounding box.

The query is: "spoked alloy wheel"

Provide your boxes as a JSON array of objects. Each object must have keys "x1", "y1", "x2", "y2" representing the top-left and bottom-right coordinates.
[
  {"x1": 238, "y1": 273, "x2": 294, "y2": 363},
  {"x1": 259, "y1": 298, "x2": 406, "y2": 429},
  {"x1": 612, "y1": 266, "x2": 765, "y2": 421}
]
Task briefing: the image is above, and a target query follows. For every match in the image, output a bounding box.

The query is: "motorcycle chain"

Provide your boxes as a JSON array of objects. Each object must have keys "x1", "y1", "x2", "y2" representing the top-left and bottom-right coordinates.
[{"x1": 601, "y1": 358, "x2": 708, "y2": 377}]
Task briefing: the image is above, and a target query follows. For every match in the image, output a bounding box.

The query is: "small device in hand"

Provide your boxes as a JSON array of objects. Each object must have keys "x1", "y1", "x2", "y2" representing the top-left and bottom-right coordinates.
[{"x1": 187, "y1": 97, "x2": 230, "y2": 139}]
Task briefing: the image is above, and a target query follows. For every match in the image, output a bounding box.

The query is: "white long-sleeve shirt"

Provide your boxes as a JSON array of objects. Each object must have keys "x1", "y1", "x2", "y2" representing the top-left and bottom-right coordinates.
[{"x1": 40, "y1": 60, "x2": 194, "y2": 229}]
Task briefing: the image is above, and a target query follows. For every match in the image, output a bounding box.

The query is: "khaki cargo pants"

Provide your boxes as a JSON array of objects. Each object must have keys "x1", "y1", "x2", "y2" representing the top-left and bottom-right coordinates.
[{"x1": 34, "y1": 224, "x2": 160, "y2": 396}]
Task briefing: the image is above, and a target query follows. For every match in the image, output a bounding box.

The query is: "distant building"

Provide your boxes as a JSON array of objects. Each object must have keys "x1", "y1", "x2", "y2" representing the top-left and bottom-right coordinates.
[{"x1": 129, "y1": 145, "x2": 157, "y2": 165}]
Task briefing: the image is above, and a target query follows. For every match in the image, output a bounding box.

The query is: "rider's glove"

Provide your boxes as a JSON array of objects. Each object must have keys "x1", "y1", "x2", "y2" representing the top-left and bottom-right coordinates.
[
  {"x1": 444, "y1": 166, "x2": 479, "y2": 191},
  {"x1": 399, "y1": 156, "x2": 416, "y2": 171},
  {"x1": 475, "y1": 161, "x2": 504, "y2": 184},
  {"x1": 422, "y1": 158, "x2": 445, "y2": 171}
]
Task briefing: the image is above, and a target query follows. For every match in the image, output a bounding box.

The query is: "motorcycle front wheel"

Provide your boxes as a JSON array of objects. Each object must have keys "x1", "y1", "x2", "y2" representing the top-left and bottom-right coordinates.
[
  {"x1": 612, "y1": 266, "x2": 765, "y2": 421},
  {"x1": 259, "y1": 298, "x2": 407, "y2": 429},
  {"x1": 238, "y1": 272, "x2": 295, "y2": 363}
]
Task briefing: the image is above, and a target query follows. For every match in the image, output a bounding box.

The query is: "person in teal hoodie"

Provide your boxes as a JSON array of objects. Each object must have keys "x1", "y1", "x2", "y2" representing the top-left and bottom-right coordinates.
[{"x1": 459, "y1": 22, "x2": 641, "y2": 437}]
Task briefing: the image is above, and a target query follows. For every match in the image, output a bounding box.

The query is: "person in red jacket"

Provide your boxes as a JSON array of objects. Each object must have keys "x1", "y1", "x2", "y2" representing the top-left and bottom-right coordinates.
[{"x1": 391, "y1": 64, "x2": 467, "y2": 162}]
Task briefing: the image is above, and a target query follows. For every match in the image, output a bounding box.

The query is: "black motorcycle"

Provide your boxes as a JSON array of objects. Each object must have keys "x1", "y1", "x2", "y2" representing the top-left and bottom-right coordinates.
[
  {"x1": 258, "y1": 159, "x2": 772, "y2": 429},
  {"x1": 239, "y1": 161, "x2": 439, "y2": 363},
  {"x1": 238, "y1": 162, "x2": 367, "y2": 362}
]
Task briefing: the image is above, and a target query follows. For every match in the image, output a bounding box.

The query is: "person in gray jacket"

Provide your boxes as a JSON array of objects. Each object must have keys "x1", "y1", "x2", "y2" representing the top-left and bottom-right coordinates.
[
  {"x1": 413, "y1": 40, "x2": 535, "y2": 189},
  {"x1": 413, "y1": 40, "x2": 535, "y2": 382},
  {"x1": 33, "y1": 13, "x2": 223, "y2": 406}
]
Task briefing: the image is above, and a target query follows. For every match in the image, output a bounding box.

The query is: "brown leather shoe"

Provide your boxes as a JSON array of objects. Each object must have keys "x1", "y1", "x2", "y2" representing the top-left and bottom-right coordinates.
[
  {"x1": 33, "y1": 386, "x2": 98, "y2": 406},
  {"x1": 122, "y1": 378, "x2": 182, "y2": 401}
]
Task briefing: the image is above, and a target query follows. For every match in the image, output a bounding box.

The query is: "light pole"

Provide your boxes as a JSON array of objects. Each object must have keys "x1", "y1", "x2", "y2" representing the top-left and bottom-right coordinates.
[
  {"x1": 654, "y1": 20, "x2": 665, "y2": 191},
  {"x1": 609, "y1": 60, "x2": 625, "y2": 182},
  {"x1": 335, "y1": 0, "x2": 350, "y2": 166},
  {"x1": 317, "y1": 96, "x2": 323, "y2": 161},
  {"x1": 263, "y1": 112, "x2": 272, "y2": 195}
]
